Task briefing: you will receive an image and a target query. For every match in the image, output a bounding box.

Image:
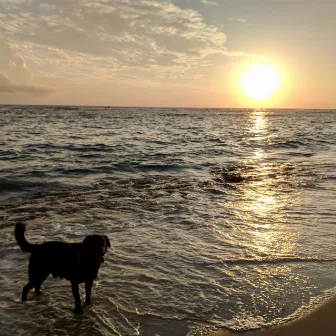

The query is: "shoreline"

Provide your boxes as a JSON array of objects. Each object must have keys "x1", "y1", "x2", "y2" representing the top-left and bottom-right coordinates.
[{"x1": 208, "y1": 295, "x2": 336, "y2": 336}]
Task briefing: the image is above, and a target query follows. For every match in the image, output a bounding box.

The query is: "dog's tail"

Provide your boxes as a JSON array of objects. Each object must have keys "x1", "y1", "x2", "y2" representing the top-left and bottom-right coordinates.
[{"x1": 15, "y1": 223, "x2": 36, "y2": 253}]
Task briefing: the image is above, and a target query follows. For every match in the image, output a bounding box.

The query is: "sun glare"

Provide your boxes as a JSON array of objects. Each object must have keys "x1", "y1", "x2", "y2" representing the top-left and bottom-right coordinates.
[{"x1": 241, "y1": 64, "x2": 281, "y2": 101}]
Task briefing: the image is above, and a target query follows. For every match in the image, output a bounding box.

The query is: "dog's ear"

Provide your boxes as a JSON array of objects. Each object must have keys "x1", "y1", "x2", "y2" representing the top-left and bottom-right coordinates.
[{"x1": 103, "y1": 235, "x2": 111, "y2": 248}]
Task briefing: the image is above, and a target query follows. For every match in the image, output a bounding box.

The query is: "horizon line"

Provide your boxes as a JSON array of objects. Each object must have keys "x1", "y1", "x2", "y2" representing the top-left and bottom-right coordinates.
[{"x1": 1, "y1": 103, "x2": 335, "y2": 111}]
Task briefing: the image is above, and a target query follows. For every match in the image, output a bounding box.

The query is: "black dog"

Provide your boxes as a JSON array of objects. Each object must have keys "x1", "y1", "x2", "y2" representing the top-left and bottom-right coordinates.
[{"x1": 15, "y1": 222, "x2": 110, "y2": 312}]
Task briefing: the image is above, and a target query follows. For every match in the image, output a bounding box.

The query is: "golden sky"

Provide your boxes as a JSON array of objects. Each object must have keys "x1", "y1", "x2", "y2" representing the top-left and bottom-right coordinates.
[{"x1": 0, "y1": 0, "x2": 335, "y2": 108}]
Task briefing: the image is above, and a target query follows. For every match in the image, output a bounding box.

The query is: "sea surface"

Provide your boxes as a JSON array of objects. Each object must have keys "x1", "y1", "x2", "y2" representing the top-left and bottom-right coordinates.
[{"x1": 0, "y1": 105, "x2": 335, "y2": 336}]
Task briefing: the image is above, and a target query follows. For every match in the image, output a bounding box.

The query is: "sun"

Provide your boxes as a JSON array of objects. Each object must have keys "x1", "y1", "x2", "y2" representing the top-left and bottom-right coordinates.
[{"x1": 241, "y1": 63, "x2": 281, "y2": 101}]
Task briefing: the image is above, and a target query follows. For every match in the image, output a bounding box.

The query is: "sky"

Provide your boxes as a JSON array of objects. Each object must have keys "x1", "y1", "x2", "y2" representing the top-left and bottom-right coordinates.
[{"x1": 0, "y1": 0, "x2": 335, "y2": 108}]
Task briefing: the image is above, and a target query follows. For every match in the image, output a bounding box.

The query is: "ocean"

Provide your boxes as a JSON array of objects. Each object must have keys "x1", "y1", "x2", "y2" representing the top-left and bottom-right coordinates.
[{"x1": 0, "y1": 105, "x2": 335, "y2": 336}]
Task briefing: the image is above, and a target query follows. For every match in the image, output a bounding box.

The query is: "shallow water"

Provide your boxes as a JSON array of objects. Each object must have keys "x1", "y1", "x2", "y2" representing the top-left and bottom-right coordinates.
[{"x1": 0, "y1": 106, "x2": 335, "y2": 336}]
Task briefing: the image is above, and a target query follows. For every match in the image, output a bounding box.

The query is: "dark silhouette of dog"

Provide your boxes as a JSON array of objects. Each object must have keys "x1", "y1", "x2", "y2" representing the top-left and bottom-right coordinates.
[{"x1": 15, "y1": 222, "x2": 110, "y2": 313}]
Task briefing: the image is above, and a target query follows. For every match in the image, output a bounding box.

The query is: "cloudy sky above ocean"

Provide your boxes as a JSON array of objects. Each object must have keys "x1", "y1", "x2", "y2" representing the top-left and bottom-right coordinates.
[{"x1": 0, "y1": 0, "x2": 335, "y2": 108}]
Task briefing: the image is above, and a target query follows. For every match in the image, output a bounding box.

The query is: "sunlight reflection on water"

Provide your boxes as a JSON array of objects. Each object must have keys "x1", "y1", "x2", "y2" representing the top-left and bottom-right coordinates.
[{"x1": 242, "y1": 110, "x2": 300, "y2": 256}]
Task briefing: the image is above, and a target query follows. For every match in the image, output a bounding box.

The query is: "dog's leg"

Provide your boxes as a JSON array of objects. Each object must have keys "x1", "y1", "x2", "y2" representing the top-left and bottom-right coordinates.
[
  {"x1": 85, "y1": 279, "x2": 93, "y2": 306},
  {"x1": 23, "y1": 269, "x2": 49, "y2": 300},
  {"x1": 71, "y1": 281, "x2": 82, "y2": 313},
  {"x1": 22, "y1": 282, "x2": 34, "y2": 301},
  {"x1": 22, "y1": 258, "x2": 36, "y2": 301},
  {"x1": 34, "y1": 271, "x2": 50, "y2": 294},
  {"x1": 34, "y1": 278, "x2": 45, "y2": 294},
  {"x1": 35, "y1": 283, "x2": 42, "y2": 294}
]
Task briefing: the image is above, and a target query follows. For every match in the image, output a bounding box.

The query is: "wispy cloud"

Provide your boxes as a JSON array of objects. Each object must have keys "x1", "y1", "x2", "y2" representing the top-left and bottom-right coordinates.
[
  {"x1": 0, "y1": 72, "x2": 54, "y2": 96},
  {"x1": 200, "y1": 0, "x2": 217, "y2": 6},
  {"x1": 0, "y1": 0, "x2": 241, "y2": 85},
  {"x1": 229, "y1": 17, "x2": 247, "y2": 24},
  {"x1": 0, "y1": 41, "x2": 54, "y2": 96}
]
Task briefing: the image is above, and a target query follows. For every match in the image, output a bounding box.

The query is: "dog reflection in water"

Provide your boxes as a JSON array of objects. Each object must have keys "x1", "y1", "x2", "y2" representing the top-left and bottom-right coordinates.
[{"x1": 15, "y1": 222, "x2": 111, "y2": 313}]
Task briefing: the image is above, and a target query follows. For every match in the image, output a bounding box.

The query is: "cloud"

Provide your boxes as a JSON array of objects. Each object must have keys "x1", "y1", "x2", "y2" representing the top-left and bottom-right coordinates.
[
  {"x1": 0, "y1": 0, "x2": 28, "y2": 10},
  {"x1": 200, "y1": 0, "x2": 217, "y2": 6},
  {"x1": 0, "y1": 42, "x2": 54, "y2": 96},
  {"x1": 0, "y1": 0, "x2": 242, "y2": 82},
  {"x1": 0, "y1": 72, "x2": 54, "y2": 96},
  {"x1": 0, "y1": 42, "x2": 31, "y2": 82},
  {"x1": 229, "y1": 17, "x2": 247, "y2": 24}
]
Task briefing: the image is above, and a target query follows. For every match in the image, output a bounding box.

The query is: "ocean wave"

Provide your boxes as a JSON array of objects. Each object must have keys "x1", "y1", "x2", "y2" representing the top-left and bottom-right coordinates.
[
  {"x1": 0, "y1": 178, "x2": 71, "y2": 194},
  {"x1": 210, "y1": 162, "x2": 328, "y2": 191},
  {"x1": 221, "y1": 256, "x2": 336, "y2": 265}
]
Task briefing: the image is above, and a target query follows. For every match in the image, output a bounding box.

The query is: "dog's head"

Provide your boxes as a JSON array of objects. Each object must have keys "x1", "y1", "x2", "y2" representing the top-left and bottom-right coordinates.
[{"x1": 82, "y1": 235, "x2": 111, "y2": 262}]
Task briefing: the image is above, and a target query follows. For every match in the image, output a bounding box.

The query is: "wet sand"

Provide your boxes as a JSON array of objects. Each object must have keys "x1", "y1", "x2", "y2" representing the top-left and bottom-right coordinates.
[{"x1": 209, "y1": 296, "x2": 336, "y2": 336}]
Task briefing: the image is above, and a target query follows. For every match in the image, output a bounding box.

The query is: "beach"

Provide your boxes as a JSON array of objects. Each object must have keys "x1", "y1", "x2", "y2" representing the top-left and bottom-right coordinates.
[{"x1": 209, "y1": 296, "x2": 336, "y2": 336}]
